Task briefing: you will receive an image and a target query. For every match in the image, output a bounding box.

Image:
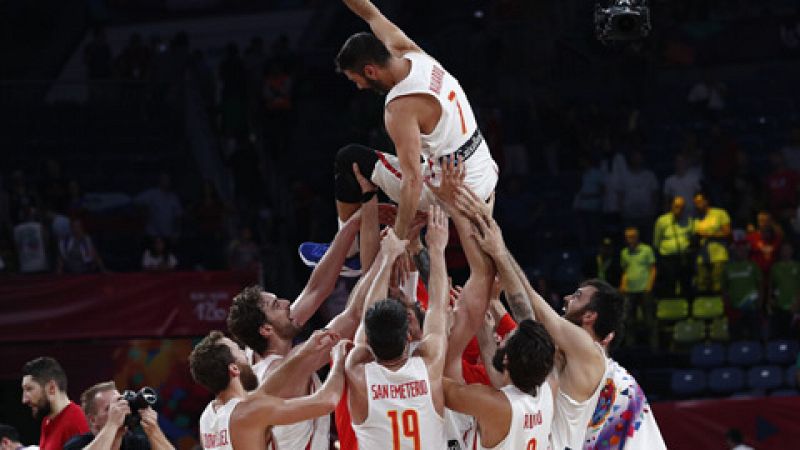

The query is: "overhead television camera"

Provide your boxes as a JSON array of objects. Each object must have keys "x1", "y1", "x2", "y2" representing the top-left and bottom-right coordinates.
[{"x1": 595, "y1": 0, "x2": 651, "y2": 42}]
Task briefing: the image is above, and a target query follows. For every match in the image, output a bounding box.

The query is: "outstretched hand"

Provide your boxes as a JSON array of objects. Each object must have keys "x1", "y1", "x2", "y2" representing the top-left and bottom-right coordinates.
[
  {"x1": 331, "y1": 339, "x2": 353, "y2": 368},
  {"x1": 426, "y1": 156, "x2": 465, "y2": 210},
  {"x1": 303, "y1": 328, "x2": 341, "y2": 356},
  {"x1": 471, "y1": 211, "x2": 506, "y2": 259},
  {"x1": 425, "y1": 204, "x2": 449, "y2": 253},
  {"x1": 454, "y1": 185, "x2": 491, "y2": 222}
]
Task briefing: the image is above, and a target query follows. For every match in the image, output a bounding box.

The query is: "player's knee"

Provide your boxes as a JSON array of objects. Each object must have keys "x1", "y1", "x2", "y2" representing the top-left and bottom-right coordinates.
[{"x1": 335, "y1": 144, "x2": 369, "y2": 171}]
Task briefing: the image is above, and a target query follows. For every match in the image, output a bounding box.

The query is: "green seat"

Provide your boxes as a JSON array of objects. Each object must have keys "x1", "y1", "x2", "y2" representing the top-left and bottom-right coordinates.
[
  {"x1": 709, "y1": 317, "x2": 729, "y2": 341},
  {"x1": 657, "y1": 298, "x2": 689, "y2": 321},
  {"x1": 673, "y1": 319, "x2": 706, "y2": 343},
  {"x1": 693, "y1": 296, "x2": 724, "y2": 319}
]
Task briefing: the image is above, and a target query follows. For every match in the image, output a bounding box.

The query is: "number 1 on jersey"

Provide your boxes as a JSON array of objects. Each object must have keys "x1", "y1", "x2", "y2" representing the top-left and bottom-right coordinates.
[
  {"x1": 448, "y1": 90, "x2": 467, "y2": 135},
  {"x1": 387, "y1": 409, "x2": 421, "y2": 450},
  {"x1": 527, "y1": 437, "x2": 537, "y2": 450}
]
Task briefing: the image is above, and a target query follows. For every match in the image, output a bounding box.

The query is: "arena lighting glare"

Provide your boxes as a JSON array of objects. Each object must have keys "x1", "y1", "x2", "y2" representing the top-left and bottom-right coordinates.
[{"x1": 595, "y1": 0, "x2": 651, "y2": 42}]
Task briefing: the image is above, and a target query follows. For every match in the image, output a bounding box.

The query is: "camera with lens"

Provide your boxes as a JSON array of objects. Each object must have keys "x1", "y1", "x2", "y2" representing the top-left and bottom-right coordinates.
[
  {"x1": 595, "y1": 0, "x2": 651, "y2": 42},
  {"x1": 121, "y1": 387, "x2": 157, "y2": 428}
]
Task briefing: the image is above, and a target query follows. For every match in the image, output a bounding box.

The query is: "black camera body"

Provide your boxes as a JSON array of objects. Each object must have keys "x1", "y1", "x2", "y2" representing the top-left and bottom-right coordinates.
[
  {"x1": 121, "y1": 387, "x2": 158, "y2": 428},
  {"x1": 595, "y1": 0, "x2": 651, "y2": 42}
]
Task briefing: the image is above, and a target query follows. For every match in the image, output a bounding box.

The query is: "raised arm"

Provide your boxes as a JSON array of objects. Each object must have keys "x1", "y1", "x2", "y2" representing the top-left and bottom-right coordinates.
[
  {"x1": 325, "y1": 166, "x2": 382, "y2": 340},
  {"x1": 290, "y1": 214, "x2": 361, "y2": 328},
  {"x1": 417, "y1": 205, "x2": 449, "y2": 377},
  {"x1": 385, "y1": 97, "x2": 424, "y2": 240},
  {"x1": 260, "y1": 329, "x2": 341, "y2": 397},
  {"x1": 354, "y1": 228, "x2": 408, "y2": 346},
  {"x1": 457, "y1": 188, "x2": 603, "y2": 375},
  {"x1": 248, "y1": 340, "x2": 351, "y2": 427},
  {"x1": 341, "y1": 0, "x2": 422, "y2": 56}
]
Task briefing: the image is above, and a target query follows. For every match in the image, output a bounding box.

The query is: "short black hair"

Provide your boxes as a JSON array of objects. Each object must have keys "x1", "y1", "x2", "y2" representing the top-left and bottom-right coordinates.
[
  {"x1": 0, "y1": 423, "x2": 20, "y2": 443},
  {"x1": 505, "y1": 320, "x2": 555, "y2": 394},
  {"x1": 22, "y1": 357, "x2": 68, "y2": 392},
  {"x1": 581, "y1": 279, "x2": 625, "y2": 342},
  {"x1": 365, "y1": 298, "x2": 409, "y2": 361},
  {"x1": 335, "y1": 32, "x2": 391, "y2": 73},
  {"x1": 189, "y1": 331, "x2": 236, "y2": 394},
  {"x1": 227, "y1": 285, "x2": 269, "y2": 355}
]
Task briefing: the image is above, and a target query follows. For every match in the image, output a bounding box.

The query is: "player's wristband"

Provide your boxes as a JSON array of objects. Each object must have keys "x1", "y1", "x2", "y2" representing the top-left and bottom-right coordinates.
[{"x1": 361, "y1": 190, "x2": 378, "y2": 203}]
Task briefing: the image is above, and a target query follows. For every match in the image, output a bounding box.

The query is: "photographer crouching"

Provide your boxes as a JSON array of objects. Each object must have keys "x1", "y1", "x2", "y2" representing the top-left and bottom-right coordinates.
[{"x1": 64, "y1": 382, "x2": 174, "y2": 450}]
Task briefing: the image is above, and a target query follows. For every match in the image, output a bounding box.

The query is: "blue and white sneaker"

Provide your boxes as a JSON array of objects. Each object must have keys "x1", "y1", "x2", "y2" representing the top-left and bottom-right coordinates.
[{"x1": 298, "y1": 242, "x2": 361, "y2": 277}]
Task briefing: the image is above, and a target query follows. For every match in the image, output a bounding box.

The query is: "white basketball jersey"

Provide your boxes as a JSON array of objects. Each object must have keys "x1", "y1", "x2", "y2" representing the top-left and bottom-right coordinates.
[
  {"x1": 199, "y1": 398, "x2": 242, "y2": 450},
  {"x1": 253, "y1": 355, "x2": 330, "y2": 450},
  {"x1": 353, "y1": 356, "x2": 446, "y2": 449},
  {"x1": 385, "y1": 52, "x2": 495, "y2": 184},
  {"x1": 479, "y1": 383, "x2": 554, "y2": 450},
  {"x1": 552, "y1": 344, "x2": 610, "y2": 450}
]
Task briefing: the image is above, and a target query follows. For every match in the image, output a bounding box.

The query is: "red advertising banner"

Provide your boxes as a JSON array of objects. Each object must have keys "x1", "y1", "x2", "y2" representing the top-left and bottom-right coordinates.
[
  {"x1": 0, "y1": 271, "x2": 258, "y2": 343},
  {"x1": 652, "y1": 396, "x2": 800, "y2": 449}
]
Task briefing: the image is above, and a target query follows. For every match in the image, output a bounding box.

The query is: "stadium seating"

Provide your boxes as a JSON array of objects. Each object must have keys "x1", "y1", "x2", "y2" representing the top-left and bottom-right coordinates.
[
  {"x1": 692, "y1": 296, "x2": 724, "y2": 319},
  {"x1": 708, "y1": 367, "x2": 745, "y2": 394},
  {"x1": 727, "y1": 341, "x2": 763, "y2": 366},
  {"x1": 671, "y1": 369, "x2": 707, "y2": 396},
  {"x1": 657, "y1": 298, "x2": 689, "y2": 321},
  {"x1": 708, "y1": 317, "x2": 730, "y2": 342},
  {"x1": 770, "y1": 389, "x2": 799, "y2": 397},
  {"x1": 765, "y1": 340, "x2": 799, "y2": 365},
  {"x1": 673, "y1": 319, "x2": 705, "y2": 344},
  {"x1": 690, "y1": 343, "x2": 726, "y2": 368},
  {"x1": 747, "y1": 366, "x2": 784, "y2": 391},
  {"x1": 786, "y1": 366, "x2": 798, "y2": 389}
]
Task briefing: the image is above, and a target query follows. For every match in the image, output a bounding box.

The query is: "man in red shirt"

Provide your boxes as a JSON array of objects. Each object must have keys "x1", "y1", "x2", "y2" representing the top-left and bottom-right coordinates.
[{"x1": 21, "y1": 357, "x2": 88, "y2": 450}]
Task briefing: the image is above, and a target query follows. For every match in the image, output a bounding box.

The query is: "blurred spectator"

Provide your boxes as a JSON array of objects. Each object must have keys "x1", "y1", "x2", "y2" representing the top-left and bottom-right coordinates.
[
  {"x1": 723, "y1": 238, "x2": 762, "y2": 341},
  {"x1": 705, "y1": 125, "x2": 739, "y2": 202},
  {"x1": 57, "y1": 219, "x2": 105, "y2": 274},
  {"x1": 263, "y1": 60, "x2": 294, "y2": 158},
  {"x1": 619, "y1": 150, "x2": 659, "y2": 242},
  {"x1": 769, "y1": 242, "x2": 799, "y2": 339},
  {"x1": 9, "y1": 170, "x2": 39, "y2": 224},
  {"x1": 66, "y1": 180, "x2": 88, "y2": 217},
  {"x1": 135, "y1": 173, "x2": 182, "y2": 240},
  {"x1": 13, "y1": 207, "x2": 49, "y2": 273},
  {"x1": 227, "y1": 226, "x2": 260, "y2": 271},
  {"x1": 653, "y1": 196, "x2": 695, "y2": 299},
  {"x1": 747, "y1": 211, "x2": 783, "y2": 275},
  {"x1": 725, "y1": 428, "x2": 754, "y2": 450},
  {"x1": 780, "y1": 20, "x2": 800, "y2": 52},
  {"x1": 142, "y1": 237, "x2": 178, "y2": 272},
  {"x1": 620, "y1": 227, "x2": 657, "y2": 347},
  {"x1": 600, "y1": 137, "x2": 626, "y2": 230},
  {"x1": 765, "y1": 151, "x2": 799, "y2": 221},
  {"x1": 663, "y1": 153, "x2": 701, "y2": 217},
  {"x1": 584, "y1": 237, "x2": 622, "y2": 288},
  {"x1": 728, "y1": 149, "x2": 761, "y2": 227},
  {"x1": 0, "y1": 423, "x2": 37, "y2": 450},
  {"x1": 572, "y1": 153, "x2": 605, "y2": 247},
  {"x1": 21, "y1": 357, "x2": 89, "y2": 450},
  {"x1": 83, "y1": 27, "x2": 112, "y2": 80},
  {"x1": 781, "y1": 127, "x2": 800, "y2": 171},
  {"x1": 219, "y1": 43, "x2": 248, "y2": 138},
  {"x1": 694, "y1": 193, "x2": 732, "y2": 293},
  {"x1": 39, "y1": 159, "x2": 69, "y2": 213}
]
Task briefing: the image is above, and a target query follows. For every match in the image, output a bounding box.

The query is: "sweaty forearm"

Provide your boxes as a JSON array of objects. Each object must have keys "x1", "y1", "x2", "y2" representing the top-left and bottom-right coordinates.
[
  {"x1": 144, "y1": 429, "x2": 175, "y2": 450},
  {"x1": 342, "y1": 0, "x2": 378, "y2": 20}
]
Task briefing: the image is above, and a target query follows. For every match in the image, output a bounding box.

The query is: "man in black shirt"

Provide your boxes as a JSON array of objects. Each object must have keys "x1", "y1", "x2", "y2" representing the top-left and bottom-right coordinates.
[{"x1": 64, "y1": 382, "x2": 173, "y2": 450}]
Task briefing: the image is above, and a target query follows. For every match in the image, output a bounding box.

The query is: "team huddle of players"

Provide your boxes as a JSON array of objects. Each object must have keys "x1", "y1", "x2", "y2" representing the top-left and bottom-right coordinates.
[{"x1": 189, "y1": 1, "x2": 667, "y2": 449}]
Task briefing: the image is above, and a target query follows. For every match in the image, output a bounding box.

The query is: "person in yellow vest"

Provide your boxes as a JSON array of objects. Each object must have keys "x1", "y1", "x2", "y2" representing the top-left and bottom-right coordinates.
[
  {"x1": 653, "y1": 196, "x2": 696, "y2": 299},
  {"x1": 693, "y1": 193, "x2": 731, "y2": 293},
  {"x1": 620, "y1": 227, "x2": 657, "y2": 347}
]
